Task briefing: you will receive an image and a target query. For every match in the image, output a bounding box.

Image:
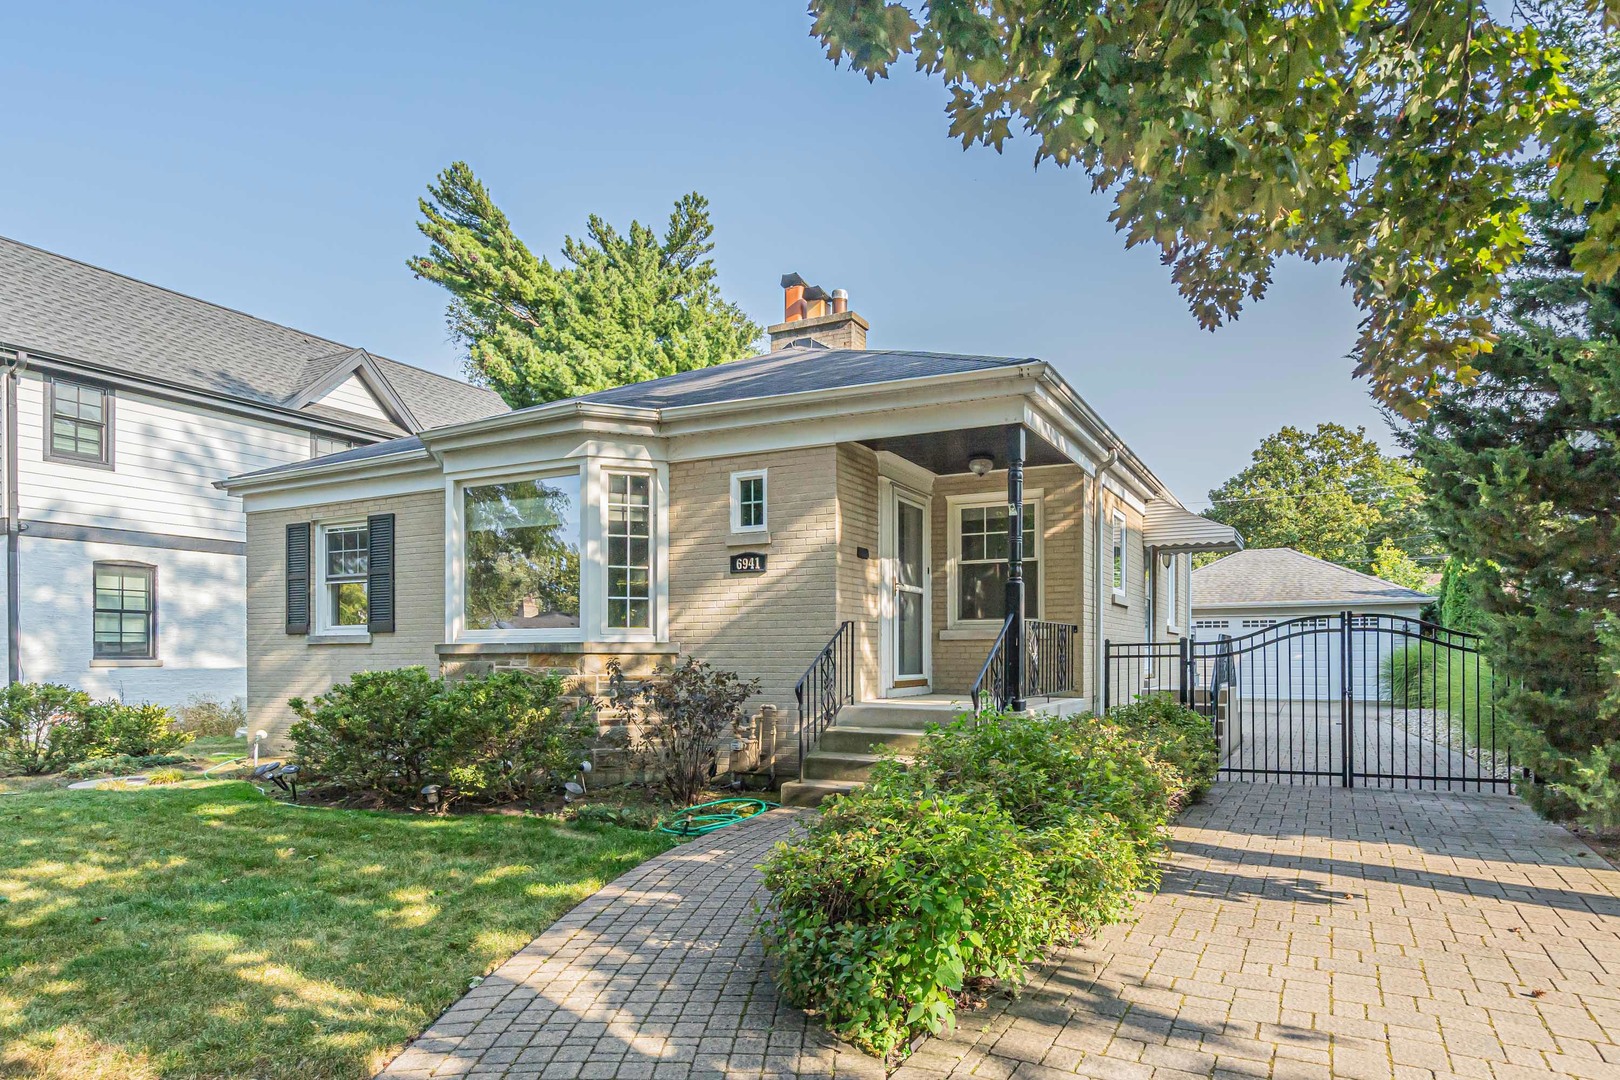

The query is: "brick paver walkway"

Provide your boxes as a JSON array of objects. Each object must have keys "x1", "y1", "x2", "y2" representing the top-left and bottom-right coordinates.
[
  {"x1": 379, "y1": 786, "x2": 1620, "y2": 1080},
  {"x1": 892, "y1": 785, "x2": 1620, "y2": 1080},
  {"x1": 375, "y1": 806, "x2": 883, "y2": 1080}
]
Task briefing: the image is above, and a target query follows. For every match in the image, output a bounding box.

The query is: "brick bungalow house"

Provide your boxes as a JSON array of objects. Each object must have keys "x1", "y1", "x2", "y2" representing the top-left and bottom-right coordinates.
[{"x1": 223, "y1": 276, "x2": 1240, "y2": 799}]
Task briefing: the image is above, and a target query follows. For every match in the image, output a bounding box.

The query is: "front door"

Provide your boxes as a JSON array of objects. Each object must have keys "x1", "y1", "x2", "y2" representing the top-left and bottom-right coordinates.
[{"x1": 883, "y1": 484, "x2": 931, "y2": 694}]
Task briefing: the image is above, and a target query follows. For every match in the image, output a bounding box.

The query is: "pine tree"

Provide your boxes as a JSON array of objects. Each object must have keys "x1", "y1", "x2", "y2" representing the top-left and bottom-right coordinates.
[
  {"x1": 410, "y1": 163, "x2": 762, "y2": 407},
  {"x1": 1406, "y1": 16, "x2": 1620, "y2": 823}
]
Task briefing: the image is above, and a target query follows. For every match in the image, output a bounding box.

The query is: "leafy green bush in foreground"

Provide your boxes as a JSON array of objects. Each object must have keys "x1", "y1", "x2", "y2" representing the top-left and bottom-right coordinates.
[
  {"x1": 1109, "y1": 694, "x2": 1220, "y2": 801},
  {"x1": 0, "y1": 684, "x2": 190, "y2": 776},
  {"x1": 761, "y1": 706, "x2": 1215, "y2": 1057}
]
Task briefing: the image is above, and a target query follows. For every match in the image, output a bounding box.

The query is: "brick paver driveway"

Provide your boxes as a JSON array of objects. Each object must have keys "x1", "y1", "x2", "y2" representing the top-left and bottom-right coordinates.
[
  {"x1": 380, "y1": 785, "x2": 1620, "y2": 1080},
  {"x1": 894, "y1": 785, "x2": 1620, "y2": 1080}
]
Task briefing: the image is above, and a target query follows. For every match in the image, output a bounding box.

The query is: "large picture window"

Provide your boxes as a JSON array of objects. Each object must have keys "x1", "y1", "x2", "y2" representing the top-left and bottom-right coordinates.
[
  {"x1": 93, "y1": 562, "x2": 155, "y2": 659},
  {"x1": 954, "y1": 500, "x2": 1039, "y2": 623},
  {"x1": 319, "y1": 523, "x2": 369, "y2": 631},
  {"x1": 48, "y1": 379, "x2": 112, "y2": 466},
  {"x1": 464, "y1": 475, "x2": 582, "y2": 630},
  {"x1": 606, "y1": 473, "x2": 652, "y2": 630}
]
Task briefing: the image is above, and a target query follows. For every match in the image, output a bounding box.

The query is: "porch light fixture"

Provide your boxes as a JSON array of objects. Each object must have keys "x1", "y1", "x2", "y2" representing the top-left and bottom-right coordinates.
[{"x1": 968, "y1": 454, "x2": 994, "y2": 477}]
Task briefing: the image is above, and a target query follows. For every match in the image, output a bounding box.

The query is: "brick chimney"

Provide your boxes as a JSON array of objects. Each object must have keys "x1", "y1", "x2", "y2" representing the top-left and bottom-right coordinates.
[{"x1": 767, "y1": 273, "x2": 868, "y2": 352}]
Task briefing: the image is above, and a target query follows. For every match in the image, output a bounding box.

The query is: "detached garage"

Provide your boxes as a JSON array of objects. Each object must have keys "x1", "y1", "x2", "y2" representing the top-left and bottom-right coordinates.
[{"x1": 1190, "y1": 547, "x2": 1433, "y2": 701}]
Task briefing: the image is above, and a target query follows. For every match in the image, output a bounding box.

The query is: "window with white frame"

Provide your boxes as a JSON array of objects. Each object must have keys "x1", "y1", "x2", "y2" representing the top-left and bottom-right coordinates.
[
  {"x1": 605, "y1": 472, "x2": 653, "y2": 630},
  {"x1": 1110, "y1": 511, "x2": 1127, "y2": 600},
  {"x1": 1165, "y1": 554, "x2": 1180, "y2": 631},
  {"x1": 311, "y1": 433, "x2": 359, "y2": 458},
  {"x1": 318, "y1": 523, "x2": 369, "y2": 632},
  {"x1": 730, "y1": 470, "x2": 767, "y2": 532},
  {"x1": 952, "y1": 498, "x2": 1039, "y2": 623},
  {"x1": 463, "y1": 474, "x2": 583, "y2": 631}
]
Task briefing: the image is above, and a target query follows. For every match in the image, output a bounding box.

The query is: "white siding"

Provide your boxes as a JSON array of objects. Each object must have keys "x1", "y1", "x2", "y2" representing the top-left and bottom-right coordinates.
[
  {"x1": 313, "y1": 373, "x2": 391, "y2": 422},
  {"x1": 17, "y1": 372, "x2": 310, "y2": 542},
  {"x1": 17, "y1": 535, "x2": 245, "y2": 705}
]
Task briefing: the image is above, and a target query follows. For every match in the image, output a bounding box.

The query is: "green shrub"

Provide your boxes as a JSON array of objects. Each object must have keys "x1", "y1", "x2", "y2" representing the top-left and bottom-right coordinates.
[
  {"x1": 78, "y1": 701, "x2": 191, "y2": 758},
  {"x1": 145, "y1": 768, "x2": 186, "y2": 785},
  {"x1": 1028, "y1": 812, "x2": 1153, "y2": 941},
  {"x1": 0, "y1": 683, "x2": 92, "y2": 775},
  {"x1": 759, "y1": 793, "x2": 1049, "y2": 1057},
  {"x1": 62, "y1": 753, "x2": 188, "y2": 779},
  {"x1": 174, "y1": 694, "x2": 246, "y2": 737},
  {"x1": 1108, "y1": 696, "x2": 1219, "y2": 801},
  {"x1": 871, "y1": 711, "x2": 1180, "y2": 844},
  {"x1": 290, "y1": 667, "x2": 444, "y2": 806},
  {"x1": 431, "y1": 670, "x2": 594, "y2": 804},
  {"x1": 291, "y1": 667, "x2": 597, "y2": 807}
]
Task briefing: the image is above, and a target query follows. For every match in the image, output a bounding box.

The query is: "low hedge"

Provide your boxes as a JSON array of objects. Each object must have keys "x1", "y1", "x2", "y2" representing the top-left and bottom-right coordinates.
[
  {"x1": 760, "y1": 704, "x2": 1215, "y2": 1058},
  {"x1": 1108, "y1": 695, "x2": 1220, "y2": 801},
  {"x1": 0, "y1": 683, "x2": 191, "y2": 776}
]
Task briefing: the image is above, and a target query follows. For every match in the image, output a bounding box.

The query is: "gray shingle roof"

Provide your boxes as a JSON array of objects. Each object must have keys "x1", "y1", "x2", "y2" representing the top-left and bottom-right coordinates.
[
  {"x1": 577, "y1": 345, "x2": 1036, "y2": 409},
  {"x1": 0, "y1": 235, "x2": 507, "y2": 431},
  {"x1": 1191, "y1": 547, "x2": 1433, "y2": 609}
]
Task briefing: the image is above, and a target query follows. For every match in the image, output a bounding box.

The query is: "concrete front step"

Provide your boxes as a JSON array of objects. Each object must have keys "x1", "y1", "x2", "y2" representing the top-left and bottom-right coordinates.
[
  {"x1": 836, "y1": 700, "x2": 974, "y2": 730},
  {"x1": 815, "y1": 725, "x2": 925, "y2": 754},
  {"x1": 779, "y1": 778, "x2": 863, "y2": 807},
  {"x1": 801, "y1": 750, "x2": 894, "y2": 782}
]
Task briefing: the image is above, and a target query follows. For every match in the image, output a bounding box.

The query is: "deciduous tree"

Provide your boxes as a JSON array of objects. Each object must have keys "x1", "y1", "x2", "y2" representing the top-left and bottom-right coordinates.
[{"x1": 807, "y1": 0, "x2": 1619, "y2": 415}]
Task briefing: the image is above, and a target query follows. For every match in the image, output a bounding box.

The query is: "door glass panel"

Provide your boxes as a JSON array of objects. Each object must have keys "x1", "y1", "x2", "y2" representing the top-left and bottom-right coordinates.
[
  {"x1": 898, "y1": 590, "x2": 923, "y2": 676},
  {"x1": 897, "y1": 500, "x2": 923, "y2": 589}
]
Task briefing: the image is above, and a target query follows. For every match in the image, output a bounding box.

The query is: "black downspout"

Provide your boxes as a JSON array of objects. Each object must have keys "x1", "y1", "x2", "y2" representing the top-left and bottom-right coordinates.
[
  {"x1": 5, "y1": 359, "x2": 19, "y2": 684},
  {"x1": 1003, "y1": 425, "x2": 1026, "y2": 711}
]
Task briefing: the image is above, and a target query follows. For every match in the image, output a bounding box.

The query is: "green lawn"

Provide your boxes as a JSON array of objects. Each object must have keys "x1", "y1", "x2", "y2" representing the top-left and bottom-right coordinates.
[{"x1": 0, "y1": 782, "x2": 674, "y2": 1079}]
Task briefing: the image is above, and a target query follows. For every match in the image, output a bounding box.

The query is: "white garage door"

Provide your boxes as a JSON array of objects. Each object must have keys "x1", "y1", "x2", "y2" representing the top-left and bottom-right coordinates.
[{"x1": 1192, "y1": 614, "x2": 1406, "y2": 702}]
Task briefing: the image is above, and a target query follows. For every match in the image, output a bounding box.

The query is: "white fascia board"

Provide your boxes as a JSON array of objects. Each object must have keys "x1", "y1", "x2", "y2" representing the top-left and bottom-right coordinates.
[
  {"x1": 1101, "y1": 473, "x2": 1149, "y2": 514},
  {"x1": 1022, "y1": 394, "x2": 1101, "y2": 475},
  {"x1": 1192, "y1": 598, "x2": 1434, "y2": 614},
  {"x1": 235, "y1": 456, "x2": 443, "y2": 513},
  {"x1": 423, "y1": 400, "x2": 659, "y2": 450},
  {"x1": 440, "y1": 434, "x2": 668, "y2": 483},
  {"x1": 1034, "y1": 366, "x2": 1173, "y2": 503}
]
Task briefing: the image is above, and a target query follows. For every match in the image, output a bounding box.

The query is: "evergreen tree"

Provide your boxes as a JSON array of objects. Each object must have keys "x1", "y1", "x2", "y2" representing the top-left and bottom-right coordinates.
[
  {"x1": 1407, "y1": 15, "x2": 1620, "y2": 823},
  {"x1": 410, "y1": 163, "x2": 761, "y2": 407}
]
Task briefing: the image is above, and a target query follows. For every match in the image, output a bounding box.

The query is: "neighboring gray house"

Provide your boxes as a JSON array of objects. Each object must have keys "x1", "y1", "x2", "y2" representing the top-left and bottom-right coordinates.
[
  {"x1": 0, "y1": 235, "x2": 506, "y2": 705},
  {"x1": 1190, "y1": 547, "x2": 1433, "y2": 700}
]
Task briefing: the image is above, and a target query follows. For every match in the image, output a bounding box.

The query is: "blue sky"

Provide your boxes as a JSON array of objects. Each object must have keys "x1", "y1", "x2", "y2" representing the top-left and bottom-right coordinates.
[{"x1": 1, "y1": 1, "x2": 1396, "y2": 501}]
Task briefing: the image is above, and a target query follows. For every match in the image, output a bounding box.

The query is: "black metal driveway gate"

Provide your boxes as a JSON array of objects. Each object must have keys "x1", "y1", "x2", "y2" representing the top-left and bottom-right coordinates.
[{"x1": 1105, "y1": 613, "x2": 1522, "y2": 790}]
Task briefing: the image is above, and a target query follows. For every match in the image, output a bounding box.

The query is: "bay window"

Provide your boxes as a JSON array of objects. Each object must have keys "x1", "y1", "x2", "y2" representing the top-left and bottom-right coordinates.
[
  {"x1": 464, "y1": 474, "x2": 583, "y2": 631},
  {"x1": 605, "y1": 472, "x2": 652, "y2": 630}
]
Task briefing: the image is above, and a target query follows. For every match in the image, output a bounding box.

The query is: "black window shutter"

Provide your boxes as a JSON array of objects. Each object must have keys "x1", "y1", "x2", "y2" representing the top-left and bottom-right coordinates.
[
  {"x1": 285, "y1": 523, "x2": 311, "y2": 635},
  {"x1": 367, "y1": 513, "x2": 396, "y2": 634}
]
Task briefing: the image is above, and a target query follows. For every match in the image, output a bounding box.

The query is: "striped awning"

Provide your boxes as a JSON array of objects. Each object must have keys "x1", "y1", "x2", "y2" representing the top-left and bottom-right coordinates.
[{"x1": 1144, "y1": 500, "x2": 1244, "y2": 554}]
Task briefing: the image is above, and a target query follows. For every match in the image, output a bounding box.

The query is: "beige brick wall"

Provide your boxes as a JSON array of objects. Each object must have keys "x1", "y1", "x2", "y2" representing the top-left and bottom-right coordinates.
[
  {"x1": 834, "y1": 443, "x2": 883, "y2": 701},
  {"x1": 667, "y1": 446, "x2": 841, "y2": 773},
  {"x1": 929, "y1": 464, "x2": 1088, "y2": 695},
  {"x1": 246, "y1": 489, "x2": 446, "y2": 747}
]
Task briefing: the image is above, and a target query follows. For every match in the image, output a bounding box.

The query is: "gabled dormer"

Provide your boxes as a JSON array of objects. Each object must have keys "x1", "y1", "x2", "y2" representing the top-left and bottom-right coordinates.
[{"x1": 286, "y1": 348, "x2": 421, "y2": 435}]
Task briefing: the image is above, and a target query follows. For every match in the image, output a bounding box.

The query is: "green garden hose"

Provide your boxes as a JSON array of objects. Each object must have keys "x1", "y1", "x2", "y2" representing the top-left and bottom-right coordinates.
[{"x1": 656, "y1": 797, "x2": 777, "y2": 837}]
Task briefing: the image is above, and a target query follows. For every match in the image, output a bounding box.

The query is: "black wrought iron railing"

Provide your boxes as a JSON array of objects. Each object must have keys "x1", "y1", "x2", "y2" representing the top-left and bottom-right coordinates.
[
  {"x1": 971, "y1": 617, "x2": 1080, "y2": 712},
  {"x1": 795, "y1": 620, "x2": 855, "y2": 779}
]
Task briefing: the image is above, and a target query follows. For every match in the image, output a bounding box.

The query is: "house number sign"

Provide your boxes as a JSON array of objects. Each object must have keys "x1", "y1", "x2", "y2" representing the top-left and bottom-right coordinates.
[{"x1": 730, "y1": 552, "x2": 767, "y2": 574}]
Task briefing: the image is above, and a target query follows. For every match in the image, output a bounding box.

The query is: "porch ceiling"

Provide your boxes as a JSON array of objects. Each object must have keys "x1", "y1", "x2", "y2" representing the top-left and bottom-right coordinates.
[{"x1": 860, "y1": 425, "x2": 1070, "y2": 475}]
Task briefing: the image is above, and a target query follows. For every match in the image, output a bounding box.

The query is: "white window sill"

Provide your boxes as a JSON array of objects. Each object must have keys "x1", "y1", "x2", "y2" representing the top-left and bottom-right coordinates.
[
  {"x1": 309, "y1": 632, "x2": 372, "y2": 645},
  {"x1": 727, "y1": 530, "x2": 769, "y2": 547},
  {"x1": 1167, "y1": 624, "x2": 1184, "y2": 636},
  {"x1": 940, "y1": 626, "x2": 1003, "y2": 641},
  {"x1": 1111, "y1": 591, "x2": 1130, "y2": 608},
  {"x1": 90, "y1": 658, "x2": 161, "y2": 668}
]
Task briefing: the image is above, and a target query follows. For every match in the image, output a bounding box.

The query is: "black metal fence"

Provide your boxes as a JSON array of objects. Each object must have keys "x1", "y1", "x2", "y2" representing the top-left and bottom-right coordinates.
[
  {"x1": 1105, "y1": 612, "x2": 1523, "y2": 791},
  {"x1": 794, "y1": 621, "x2": 854, "y2": 780}
]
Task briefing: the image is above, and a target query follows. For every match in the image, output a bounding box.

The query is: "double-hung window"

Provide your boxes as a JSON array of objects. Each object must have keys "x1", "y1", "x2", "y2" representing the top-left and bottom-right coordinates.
[
  {"x1": 606, "y1": 473, "x2": 652, "y2": 630},
  {"x1": 1165, "y1": 554, "x2": 1180, "y2": 632},
  {"x1": 48, "y1": 378, "x2": 112, "y2": 467},
  {"x1": 953, "y1": 498, "x2": 1040, "y2": 624},
  {"x1": 1110, "y1": 511, "x2": 1127, "y2": 603},
  {"x1": 730, "y1": 470, "x2": 767, "y2": 533},
  {"x1": 319, "y1": 523, "x2": 369, "y2": 632},
  {"x1": 93, "y1": 562, "x2": 155, "y2": 659}
]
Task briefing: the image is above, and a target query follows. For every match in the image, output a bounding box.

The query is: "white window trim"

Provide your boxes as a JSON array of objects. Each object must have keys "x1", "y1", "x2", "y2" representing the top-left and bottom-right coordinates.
[
  {"x1": 945, "y1": 488, "x2": 1044, "y2": 629},
  {"x1": 445, "y1": 459, "x2": 669, "y2": 645},
  {"x1": 1110, "y1": 510, "x2": 1128, "y2": 606},
  {"x1": 315, "y1": 520, "x2": 370, "y2": 638},
  {"x1": 729, "y1": 469, "x2": 768, "y2": 534},
  {"x1": 1165, "y1": 553, "x2": 1183, "y2": 635}
]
